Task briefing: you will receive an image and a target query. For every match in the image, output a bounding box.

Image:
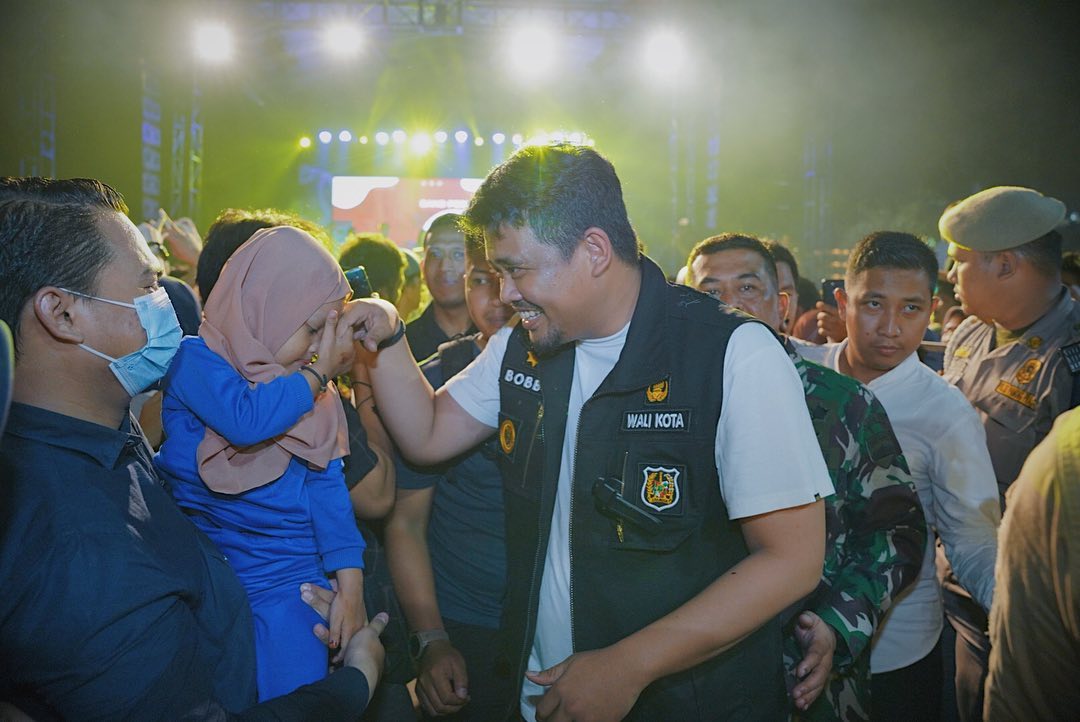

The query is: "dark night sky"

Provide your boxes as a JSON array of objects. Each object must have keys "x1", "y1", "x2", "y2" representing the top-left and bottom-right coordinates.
[{"x1": 2, "y1": 0, "x2": 1078, "y2": 276}]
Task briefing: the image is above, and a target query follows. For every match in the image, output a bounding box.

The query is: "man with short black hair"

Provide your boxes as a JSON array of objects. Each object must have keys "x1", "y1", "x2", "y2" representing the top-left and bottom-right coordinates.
[
  {"x1": 407, "y1": 214, "x2": 475, "y2": 361},
  {"x1": 339, "y1": 232, "x2": 408, "y2": 304},
  {"x1": 348, "y1": 144, "x2": 831, "y2": 721},
  {"x1": 687, "y1": 232, "x2": 926, "y2": 722},
  {"x1": 940, "y1": 185, "x2": 1080, "y2": 721},
  {"x1": 798, "y1": 231, "x2": 1000, "y2": 722}
]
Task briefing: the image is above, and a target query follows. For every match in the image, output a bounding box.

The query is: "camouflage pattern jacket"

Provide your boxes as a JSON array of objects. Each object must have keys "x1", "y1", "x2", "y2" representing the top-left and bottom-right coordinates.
[{"x1": 784, "y1": 340, "x2": 927, "y2": 722}]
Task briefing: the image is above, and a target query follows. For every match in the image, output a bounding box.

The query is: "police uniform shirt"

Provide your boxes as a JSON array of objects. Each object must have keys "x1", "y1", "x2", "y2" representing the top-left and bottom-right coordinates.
[
  {"x1": 444, "y1": 322, "x2": 834, "y2": 721},
  {"x1": 943, "y1": 288, "x2": 1080, "y2": 503}
]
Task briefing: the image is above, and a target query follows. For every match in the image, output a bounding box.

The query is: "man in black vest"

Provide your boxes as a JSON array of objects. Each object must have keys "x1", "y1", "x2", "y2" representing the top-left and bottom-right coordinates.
[{"x1": 349, "y1": 144, "x2": 831, "y2": 721}]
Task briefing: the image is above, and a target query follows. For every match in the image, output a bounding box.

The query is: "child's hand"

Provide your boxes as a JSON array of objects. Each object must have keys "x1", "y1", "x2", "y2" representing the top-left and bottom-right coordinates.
[
  {"x1": 312, "y1": 309, "x2": 357, "y2": 381},
  {"x1": 327, "y1": 568, "x2": 366, "y2": 664}
]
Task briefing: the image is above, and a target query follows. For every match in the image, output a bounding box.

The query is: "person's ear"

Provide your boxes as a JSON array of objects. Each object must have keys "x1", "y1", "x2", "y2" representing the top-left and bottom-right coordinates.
[
  {"x1": 777, "y1": 291, "x2": 791, "y2": 325},
  {"x1": 995, "y1": 251, "x2": 1018, "y2": 281},
  {"x1": 581, "y1": 227, "x2": 614, "y2": 278},
  {"x1": 32, "y1": 287, "x2": 85, "y2": 344},
  {"x1": 836, "y1": 286, "x2": 849, "y2": 319}
]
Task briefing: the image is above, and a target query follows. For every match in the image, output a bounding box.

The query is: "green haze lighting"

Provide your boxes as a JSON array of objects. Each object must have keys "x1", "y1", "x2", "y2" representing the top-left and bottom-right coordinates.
[
  {"x1": 511, "y1": 133, "x2": 524, "y2": 145},
  {"x1": 359, "y1": 135, "x2": 369, "y2": 144},
  {"x1": 474, "y1": 136, "x2": 485, "y2": 146},
  {"x1": 507, "y1": 25, "x2": 557, "y2": 80},
  {"x1": 434, "y1": 130, "x2": 448, "y2": 144},
  {"x1": 194, "y1": 22, "x2": 234, "y2": 64},
  {"x1": 643, "y1": 29, "x2": 689, "y2": 82}
]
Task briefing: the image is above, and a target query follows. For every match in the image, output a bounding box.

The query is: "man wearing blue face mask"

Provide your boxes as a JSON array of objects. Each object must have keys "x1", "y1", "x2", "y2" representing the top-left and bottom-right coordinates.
[{"x1": 0, "y1": 178, "x2": 388, "y2": 720}]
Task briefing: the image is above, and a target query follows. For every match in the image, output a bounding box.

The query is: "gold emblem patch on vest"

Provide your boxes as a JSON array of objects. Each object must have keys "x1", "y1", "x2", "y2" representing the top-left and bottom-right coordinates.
[
  {"x1": 499, "y1": 418, "x2": 517, "y2": 454},
  {"x1": 1015, "y1": 358, "x2": 1042, "y2": 385},
  {"x1": 645, "y1": 379, "x2": 669, "y2": 403},
  {"x1": 996, "y1": 380, "x2": 1037, "y2": 409},
  {"x1": 526, "y1": 351, "x2": 539, "y2": 368},
  {"x1": 641, "y1": 465, "x2": 680, "y2": 512},
  {"x1": 1027, "y1": 336, "x2": 1043, "y2": 350}
]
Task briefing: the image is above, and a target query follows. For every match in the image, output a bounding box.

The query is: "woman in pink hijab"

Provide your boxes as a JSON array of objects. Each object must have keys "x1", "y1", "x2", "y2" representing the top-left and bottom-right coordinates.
[{"x1": 156, "y1": 226, "x2": 367, "y2": 701}]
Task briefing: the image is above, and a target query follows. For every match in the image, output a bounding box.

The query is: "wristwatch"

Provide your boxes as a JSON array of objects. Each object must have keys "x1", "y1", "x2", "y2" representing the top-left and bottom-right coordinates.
[{"x1": 409, "y1": 628, "x2": 450, "y2": 660}]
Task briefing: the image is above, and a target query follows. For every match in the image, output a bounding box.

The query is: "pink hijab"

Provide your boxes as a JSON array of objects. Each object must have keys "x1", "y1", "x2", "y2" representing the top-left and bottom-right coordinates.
[{"x1": 196, "y1": 225, "x2": 351, "y2": 494}]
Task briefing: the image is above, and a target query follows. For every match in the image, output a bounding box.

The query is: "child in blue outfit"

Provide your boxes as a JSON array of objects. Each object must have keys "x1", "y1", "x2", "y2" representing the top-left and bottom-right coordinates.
[{"x1": 156, "y1": 226, "x2": 367, "y2": 701}]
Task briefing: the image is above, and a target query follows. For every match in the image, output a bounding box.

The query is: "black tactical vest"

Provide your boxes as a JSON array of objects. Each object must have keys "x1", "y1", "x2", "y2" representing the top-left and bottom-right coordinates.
[{"x1": 494, "y1": 257, "x2": 786, "y2": 720}]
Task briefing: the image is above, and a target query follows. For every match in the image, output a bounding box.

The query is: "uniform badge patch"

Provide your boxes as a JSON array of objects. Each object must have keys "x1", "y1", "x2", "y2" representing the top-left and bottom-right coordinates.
[
  {"x1": 499, "y1": 418, "x2": 517, "y2": 455},
  {"x1": 526, "y1": 351, "x2": 539, "y2": 368},
  {"x1": 996, "y1": 380, "x2": 1036, "y2": 409},
  {"x1": 1027, "y1": 336, "x2": 1043, "y2": 350},
  {"x1": 1015, "y1": 358, "x2": 1042, "y2": 385},
  {"x1": 641, "y1": 465, "x2": 680, "y2": 511},
  {"x1": 954, "y1": 346, "x2": 971, "y2": 359},
  {"x1": 646, "y1": 379, "x2": 669, "y2": 403}
]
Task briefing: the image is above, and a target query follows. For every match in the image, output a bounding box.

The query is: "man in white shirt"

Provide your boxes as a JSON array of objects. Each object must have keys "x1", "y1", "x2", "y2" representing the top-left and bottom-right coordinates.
[
  {"x1": 797, "y1": 231, "x2": 1000, "y2": 722},
  {"x1": 348, "y1": 143, "x2": 831, "y2": 721}
]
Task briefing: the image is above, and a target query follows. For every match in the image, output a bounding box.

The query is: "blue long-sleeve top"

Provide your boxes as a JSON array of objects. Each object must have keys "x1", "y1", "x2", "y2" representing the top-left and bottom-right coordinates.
[{"x1": 155, "y1": 337, "x2": 364, "y2": 574}]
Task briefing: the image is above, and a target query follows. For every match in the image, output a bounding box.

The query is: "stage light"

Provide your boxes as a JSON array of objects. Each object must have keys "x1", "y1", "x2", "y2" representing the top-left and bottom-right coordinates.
[
  {"x1": 391, "y1": 129, "x2": 407, "y2": 144},
  {"x1": 454, "y1": 130, "x2": 469, "y2": 144},
  {"x1": 194, "y1": 22, "x2": 234, "y2": 64},
  {"x1": 410, "y1": 132, "x2": 433, "y2": 154},
  {"x1": 474, "y1": 136, "x2": 485, "y2": 146},
  {"x1": 507, "y1": 25, "x2": 558, "y2": 79},
  {"x1": 492, "y1": 132, "x2": 506, "y2": 145},
  {"x1": 359, "y1": 135, "x2": 369, "y2": 144},
  {"x1": 375, "y1": 131, "x2": 390, "y2": 145},
  {"x1": 323, "y1": 21, "x2": 364, "y2": 59},
  {"x1": 642, "y1": 29, "x2": 689, "y2": 81},
  {"x1": 434, "y1": 130, "x2": 448, "y2": 144},
  {"x1": 525, "y1": 132, "x2": 550, "y2": 146},
  {"x1": 551, "y1": 131, "x2": 565, "y2": 143},
  {"x1": 299, "y1": 136, "x2": 312, "y2": 149},
  {"x1": 511, "y1": 133, "x2": 524, "y2": 146},
  {"x1": 338, "y1": 130, "x2": 353, "y2": 143},
  {"x1": 568, "y1": 131, "x2": 583, "y2": 145},
  {"x1": 318, "y1": 130, "x2": 333, "y2": 144}
]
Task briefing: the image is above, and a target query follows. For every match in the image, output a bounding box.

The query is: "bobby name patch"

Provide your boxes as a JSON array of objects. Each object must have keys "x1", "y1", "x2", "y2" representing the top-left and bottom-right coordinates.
[
  {"x1": 622, "y1": 408, "x2": 692, "y2": 432},
  {"x1": 502, "y1": 367, "x2": 541, "y2": 394}
]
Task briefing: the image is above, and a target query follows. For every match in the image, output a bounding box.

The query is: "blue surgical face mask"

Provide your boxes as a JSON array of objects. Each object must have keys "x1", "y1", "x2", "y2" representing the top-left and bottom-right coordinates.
[{"x1": 62, "y1": 286, "x2": 183, "y2": 396}]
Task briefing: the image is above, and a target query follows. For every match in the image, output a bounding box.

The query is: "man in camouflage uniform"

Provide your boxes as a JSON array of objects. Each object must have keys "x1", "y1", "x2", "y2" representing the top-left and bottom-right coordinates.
[
  {"x1": 939, "y1": 185, "x2": 1080, "y2": 721},
  {"x1": 687, "y1": 234, "x2": 927, "y2": 721}
]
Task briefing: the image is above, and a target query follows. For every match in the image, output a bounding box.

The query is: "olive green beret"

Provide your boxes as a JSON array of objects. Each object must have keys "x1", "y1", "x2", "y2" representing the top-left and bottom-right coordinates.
[{"x1": 939, "y1": 186, "x2": 1066, "y2": 252}]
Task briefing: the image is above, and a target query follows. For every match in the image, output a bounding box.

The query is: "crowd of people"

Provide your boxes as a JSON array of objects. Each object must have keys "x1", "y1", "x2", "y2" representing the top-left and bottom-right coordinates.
[{"x1": 1, "y1": 145, "x2": 1078, "y2": 722}]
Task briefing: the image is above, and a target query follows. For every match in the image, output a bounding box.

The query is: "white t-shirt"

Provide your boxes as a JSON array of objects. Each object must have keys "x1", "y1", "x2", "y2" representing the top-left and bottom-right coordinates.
[
  {"x1": 798, "y1": 341, "x2": 1000, "y2": 673},
  {"x1": 446, "y1": 322, "x2": 834, "y2": 719}
]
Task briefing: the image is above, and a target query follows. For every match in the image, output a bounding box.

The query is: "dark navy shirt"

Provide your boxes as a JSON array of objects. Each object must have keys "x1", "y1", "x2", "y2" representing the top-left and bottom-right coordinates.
[
  {"x1": 395, "y1": 341, "x2": 506, "y2": 628},
  {"x1": 405, "y1": 302, "x2": 476, "y2": 363},
  {"x1": 0, "y1": 403, "x2": 368, "y2": 720}
]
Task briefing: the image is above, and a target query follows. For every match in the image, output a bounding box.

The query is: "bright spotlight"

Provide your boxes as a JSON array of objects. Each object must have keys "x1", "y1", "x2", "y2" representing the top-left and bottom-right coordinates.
[
  {"x1": 525, "y1": 132, "x2": 550, "y2": 146},
  {"x1": 507, "y1": 25, "x2": 558, "y2": 79},
  {"x1": 299, "y1": 136, "x2": 312, "y2": 149},
  {"x1": 492, "y1": 132, "x2": 506, "y2": 145},
  {"x1": 410, "y1": 132, "x2": 433, "y2": 154},
  {"x1": 323, "y1": 22, "x2": 364, "y2": 59},
  {"x1": 359, "y1": 135, "x2": 369, "y2": 144},
  {"x1": 551, "y1": 131, "x2": 565, "y2": 143},
  {"x1": 318, "y1": 130, "x2": 333, "y2": 144},
  {"x1": 454, "y1": 130, "x2": 469, "y2": 144},
  {"x1": 568, "y1": 131, "x2": 583, "y2": 145},
  {"x1": 434, "y1": 130, "x2": 448, "y2": 144},
  {"x1": 375, "y1": 132, "x2": 390, "y2": 145},
  {"x1": 474, "y1": 136, "x2": 485, "y2": 147},
  {"x1": 194, "y1": 22, "x2": 234, "y2": 64},
  {"x1": 338, "y1": 130, "x2": 353, "y2": 143},
  {"x1": 391, "y1": 129, "x2": 407, "y2": 144},
  {"x1": 511, "y1": 133, "x2": 524, "y2": 145},
  {"x1": 643, "y1": 29, "x2": 689, "y2": 81}
]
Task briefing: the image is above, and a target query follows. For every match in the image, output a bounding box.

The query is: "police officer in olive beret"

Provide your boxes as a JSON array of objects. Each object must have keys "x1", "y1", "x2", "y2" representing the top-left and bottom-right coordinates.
[{"x1": 939, "y1": 185, "x2": 1078, "y2": 721}]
